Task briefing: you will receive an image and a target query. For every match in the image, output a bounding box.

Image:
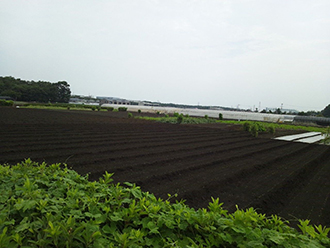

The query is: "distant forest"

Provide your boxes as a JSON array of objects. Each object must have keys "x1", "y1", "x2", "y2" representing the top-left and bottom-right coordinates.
[{"x1": 0, "y1": 76, "x2": 71, "y2": 103}]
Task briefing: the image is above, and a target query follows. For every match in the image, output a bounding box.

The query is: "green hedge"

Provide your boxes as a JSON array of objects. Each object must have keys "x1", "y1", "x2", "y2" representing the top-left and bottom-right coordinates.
[
  {"x1": 0, "y1": 100, "x2": 14, "y2": 106},
  {"x1": 243, "y1": 121, "x2": 277, "y2": 137},
  {"x1": 137, "y1": 116, "x2": 218, "y2": 124},
  {"x1": 118, "y1": 107, "x2": 128, "y2": 112},
  {"x1": 0, "y1": 160, "x2": 329, "y2": 247}
]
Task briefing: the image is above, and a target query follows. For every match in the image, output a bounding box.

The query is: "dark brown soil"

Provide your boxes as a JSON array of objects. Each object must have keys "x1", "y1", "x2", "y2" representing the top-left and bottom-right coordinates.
[{"x1": 1, "y1": 107, "x2": 330, "y2": 227}]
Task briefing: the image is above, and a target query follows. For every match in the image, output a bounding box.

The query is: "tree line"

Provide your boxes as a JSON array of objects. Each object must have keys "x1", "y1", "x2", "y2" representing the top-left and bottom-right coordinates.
[{"x1": 0, "y1": 76, "x2": 71, "y2": 103}]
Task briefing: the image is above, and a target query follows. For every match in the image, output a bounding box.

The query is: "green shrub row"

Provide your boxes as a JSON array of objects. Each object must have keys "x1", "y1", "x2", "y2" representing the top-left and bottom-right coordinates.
[
  {"x1": 135, "y1": 115, "x2": 328, "y2": 138},
  {"x1": 118, "y1": 107, "x2": 127, "y2": 112},
  {"x1": 0, "y1": 100, "x2": 14, "y2": 106},
  {"x1": 137, "y1": 115, "x2": 219, "y2": 124},
  {"x1": 1, "y1": 160, "x2": 329, "y2": 247},
  {"x1": 243, "y1": 121, "x2": 276, "y2": 137},
  {"x1": 70, "y1": 105, "x2": 114, "y2": 112},
  {"x1": 21, "y1": 103, "x2": 117, "y2": 112}
]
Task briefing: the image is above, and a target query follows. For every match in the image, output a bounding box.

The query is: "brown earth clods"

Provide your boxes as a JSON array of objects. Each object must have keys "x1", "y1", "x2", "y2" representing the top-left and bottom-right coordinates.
[{"x1": 1, "y1": 107, "x2": 330, "y2": 227}]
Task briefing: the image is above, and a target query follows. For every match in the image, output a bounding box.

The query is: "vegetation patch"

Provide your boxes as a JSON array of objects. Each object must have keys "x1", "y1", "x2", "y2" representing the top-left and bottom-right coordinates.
[
  {"x1": 136, "y1": 116, "x2": 218, "y2": 124},
  {"x1": 0, "y1": 100, "x2": 14, "y2": 106},
  {"x1": 0, "y1": 76, "x2": 71, "y2": 103},
  {"x1": 320, "y1": 127, "x2": 330, "y2": 145},
  {"x1": 0, "y1": 160, "x2": 329, "y2": 247},
  {"x1": 118, "y1": 107, "x2": 128, "y2": 112},
  {"x1": 137, "y1": 115, "x2": 328, "y2": 137},
  {"x1": 242, "y1": 121, "x2": 276, "y2": 137},
  {"x1": 18, "y1": 103, "x2": 117, "y2": 112}
]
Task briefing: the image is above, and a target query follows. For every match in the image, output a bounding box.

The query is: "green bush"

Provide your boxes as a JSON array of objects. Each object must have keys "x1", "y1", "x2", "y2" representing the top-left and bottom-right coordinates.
[
  {"x1": 243, "y1": 122, "x2": 277, "y2": 137},
  {"x1": 256, "y1": 122, "x2": 266, "y2": 132},
  {"x1": 138, "y1": 109, "x2": 141, "y2": 113},
  {"x1": 177, "y1": 114, "x2": 184, "y2": 124},
  {"x1": 243, "y1": 122, "x2": 252, "y2": 132},
  {"x1": 82, "y1": 105, "x2": 98, "y2": 111},
  {"x1": 0, "y1": 160, "x2": 329, "y2": 247},
  {"x1": 106, "y1": 107, "x2": 114, "y2": 111},
  {"x1": 267, "y1": 125, "x2": 276, "y2": 135},
  {"x1": 118, "y1": 107, "x2": 128, "y2": 112},
  {"x1": 219, "y1": 113, "x2": 223, "y2": 120},
  {"x1": 204, "y1": 115, "x2": 209, "y2": 119},
  {"x1": 0, "y1": 100, "x2": 14, "y2": 106},
  {"x1": 173, "y1": 112, "x2": 180, "y2": 117},
  {"x1": 250, "y1": 124, "x2": 259, "y2": 137},
  {"x1": 138, "y1": 116, "x2": 218, "y2": 124},
  {"x1": 128, "y1": 112, "x2": 133, "y2": 118}
]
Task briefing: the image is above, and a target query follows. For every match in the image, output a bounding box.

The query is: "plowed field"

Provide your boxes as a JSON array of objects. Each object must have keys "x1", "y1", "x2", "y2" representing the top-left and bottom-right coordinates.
[{"x1": 1, "y1": 108, "x2": 330, "y2": 227}]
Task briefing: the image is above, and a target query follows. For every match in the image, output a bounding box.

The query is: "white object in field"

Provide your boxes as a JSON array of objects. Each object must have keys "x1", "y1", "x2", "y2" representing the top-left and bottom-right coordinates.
[{"x1": 275, "y1": 132, "x2": 326, "y2": 144}]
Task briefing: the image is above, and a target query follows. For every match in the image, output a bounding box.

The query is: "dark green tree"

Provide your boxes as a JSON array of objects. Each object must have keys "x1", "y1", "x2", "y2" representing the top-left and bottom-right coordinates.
[
  {"x1": 0, "y1": 89, "x2": 21, "y2": 100},
  {"x1": 321, "y1": 104, "x2": 330, "y2": 117},
  {"x1": 275, "y1": 108, "x2": 282, "y2": 114},
  {"x1": 54, "y1": 81, "x2": 71, "y2": 103},
  {"x1": 0, "y1": 76, "x2": 71, "y2": 103}
]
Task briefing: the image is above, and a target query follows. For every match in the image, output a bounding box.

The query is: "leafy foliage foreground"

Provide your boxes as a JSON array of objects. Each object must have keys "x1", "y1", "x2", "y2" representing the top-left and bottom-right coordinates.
[{"x1": 0, "y1": 160, "x2": 329, "y2": 247}]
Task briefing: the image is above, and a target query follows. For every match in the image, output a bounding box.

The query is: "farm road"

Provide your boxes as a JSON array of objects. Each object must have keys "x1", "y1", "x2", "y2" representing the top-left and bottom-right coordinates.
[{"x1": 1, "y1": 108, "x2": 330, "y2": 227}]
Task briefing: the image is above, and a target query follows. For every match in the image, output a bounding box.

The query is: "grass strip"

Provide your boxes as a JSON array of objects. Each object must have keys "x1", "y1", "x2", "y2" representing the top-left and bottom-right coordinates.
[{"x1": 137, "y1": 116, "x2": 328, "y2": 133}]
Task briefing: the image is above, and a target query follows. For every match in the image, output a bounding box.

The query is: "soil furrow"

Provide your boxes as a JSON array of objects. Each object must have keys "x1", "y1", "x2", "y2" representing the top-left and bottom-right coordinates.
[
  {"x1": 86, "y1": 139, "x2": 287, "y2": 184},
  {"x1": 0, "y1": 132, "x2": 253, "y2": 164},
  {"x1": 1, "y1": 129, "x2": 244, "y2": 154},
  {"x1": 173, "y1": 142, "x2": 311, "y2": 208},
  {"x1": 244, "y1": 145, "x2": 330, "y2": 219},
  {"x1": 72, "y1": 138, "x2": 270, "y2": 175},
  {"x1": 132, "y1": 141, "x2": 301, "y2": 197},
  {"x1": 277, "y1": 147, "x2": 330, "y2": 226}
]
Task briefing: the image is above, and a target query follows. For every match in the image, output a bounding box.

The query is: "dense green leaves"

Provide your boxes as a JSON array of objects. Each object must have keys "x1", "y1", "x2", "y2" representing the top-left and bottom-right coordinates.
[
  {"x1": 322, "y1": 104, "x2": 330, "y2": 118},
  {"x1": 137, "y1": 115, "x2": 218, "y2": 124},
  {"x1": 242, "y1": 121, "x2": 276, "y2": 137},
  {"x1": 0, "y1": 76, "x2": 71, "y2": 103},
  {"x1": 118, "y1": 107, "x2": 128, "y2": 112},
  {"x1": 0, "y1": 160, "x2": 329, "y2": 247},
  {"x1": 0, "y1": 100, "x2": 14, "y2": 106}
]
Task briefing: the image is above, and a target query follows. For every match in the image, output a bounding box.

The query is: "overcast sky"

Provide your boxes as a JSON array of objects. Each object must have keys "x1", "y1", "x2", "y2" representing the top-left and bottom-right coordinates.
[{"x1": 1, "y1": 0, "x2": 329, "y2": 111}]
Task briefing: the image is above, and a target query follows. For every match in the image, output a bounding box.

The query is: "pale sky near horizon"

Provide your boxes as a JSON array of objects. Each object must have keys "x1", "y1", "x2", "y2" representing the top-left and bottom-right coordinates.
[{"x1": 1, "y1": 0, "x2": 329, "y2": 111}]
